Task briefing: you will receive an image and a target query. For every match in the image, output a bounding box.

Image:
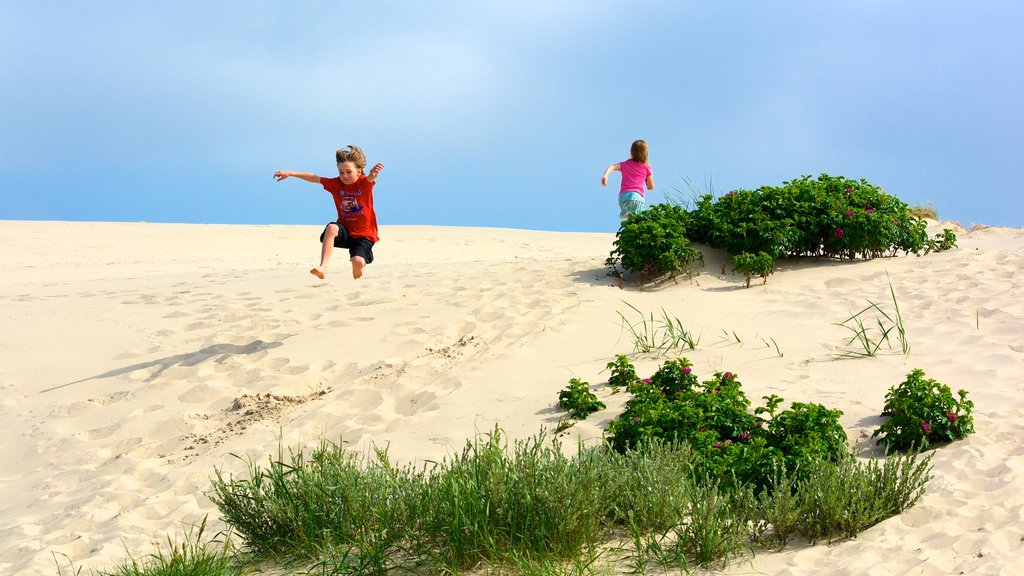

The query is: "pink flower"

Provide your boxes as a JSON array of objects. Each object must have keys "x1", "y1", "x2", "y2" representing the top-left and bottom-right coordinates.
[
  {"x1": 845, "y1": 210, "x2": 854, "y2": 217},
  {"x1": 724, "y1": 439, "x2": 733, "y2": 444},
  {"x1": 922, "y1": 422, "x2": 932, "y2": 432},
  {"x1": 740, "y1": 432, "x2": 750, "y2": 440},
  {"x1": 641, "y1": 378, "x2": 652, "y2": 384},
  {"x1": 834, "y1": 228, "x2": 845, "y2": 239},
  {"x1": 865, "y1": 208, "x2": 875, "y2": 214},
  {"x1": 713, "y1": 443, "x2": 723, "y2": 449},
  {"x1": 723, "y1": 372, "x2": 734, "y2": 380},
  {"x1": 947, "y1": 412, "x2": 957, "y2": 422},
  {"x1": 683, "y1": 367, "x2": 692, "y2": 375},
  {"x1": 844, "y1": 188, "x2": 853, "y2": 194},
  {"x1": 893, "y1": 220, "x2": 899, "y2": 226}
]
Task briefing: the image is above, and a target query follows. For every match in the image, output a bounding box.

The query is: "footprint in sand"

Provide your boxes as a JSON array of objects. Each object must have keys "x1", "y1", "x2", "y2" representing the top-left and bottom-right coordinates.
[
  {"x1": 89, "y1": 390, "x2": 132, "y2": 405},
  {"x1": 78, "y1": 423, "x2": 121, "y2": 440},
  {"x1": 395, "y1": 390, "x2": 439, "y2": 416}
]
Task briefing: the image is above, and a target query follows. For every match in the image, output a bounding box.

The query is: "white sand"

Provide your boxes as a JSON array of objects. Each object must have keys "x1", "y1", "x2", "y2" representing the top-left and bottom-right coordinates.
[{"x1": 1, "y1": 220, "x2": 1022, "y2": 575}]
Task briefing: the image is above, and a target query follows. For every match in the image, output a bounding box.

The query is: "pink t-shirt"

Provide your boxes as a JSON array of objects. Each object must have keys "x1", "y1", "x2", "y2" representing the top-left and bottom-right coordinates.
[{"x1": 619, "y1": 159, "x2": 652, "y2": 196}]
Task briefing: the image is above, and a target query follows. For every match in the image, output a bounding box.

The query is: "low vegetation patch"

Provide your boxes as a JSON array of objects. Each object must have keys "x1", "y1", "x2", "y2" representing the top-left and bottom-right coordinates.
[
  {"x1": 558, "y1": 377, "x2": 606, "y2": 419},
  {"x1": 82, "y1": 356, "x2": 959, "y2": 576},
  {"x1": 603, "y1": 356, "x2": 850, "y2": 491},
  {"x1": 607, "y1": 173, "x2": 958, "y2": 286},
  {"x1": 198, "y1": 424, "x2": 931, "y2": 575},
  {"x1": 872, "y1": 368, "x2": 975, "y2": 451}
]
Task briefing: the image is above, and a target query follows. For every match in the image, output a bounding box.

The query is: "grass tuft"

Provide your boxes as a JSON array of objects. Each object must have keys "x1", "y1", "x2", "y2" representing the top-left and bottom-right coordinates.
[
  {"x1": 835, "y1": 275, "x2": 910, "y2": 358},
  {"x1": 617, "y1": 302, "x2": 700, "y2": 356},
  {"x1": 198, "y1": 430, "x2": 934, "y2": 574}
]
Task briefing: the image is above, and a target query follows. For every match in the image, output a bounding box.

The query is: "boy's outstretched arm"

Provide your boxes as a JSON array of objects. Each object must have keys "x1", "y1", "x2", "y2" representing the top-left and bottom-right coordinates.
[
  {"x1": 274, "y1": 171, "x2": 321, "y2": 183},
  {"x1": 366, "y1": 162, "x2": 385, "y2": 183}
]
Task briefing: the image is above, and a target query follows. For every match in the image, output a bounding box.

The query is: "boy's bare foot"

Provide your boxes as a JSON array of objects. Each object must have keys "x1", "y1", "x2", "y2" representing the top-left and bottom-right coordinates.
[
  {"x1": 310, "y1": 267, "x2": 325, "y2": 279},
  {"x1": 351, "y1": 256, "x2": 366, "y2": 279}
]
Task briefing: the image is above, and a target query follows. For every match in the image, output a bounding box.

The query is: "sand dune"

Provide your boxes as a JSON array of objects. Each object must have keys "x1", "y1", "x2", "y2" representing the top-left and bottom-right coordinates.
[{"x1": 1, "y1": 220, "x2": 1022, "y2": 575}]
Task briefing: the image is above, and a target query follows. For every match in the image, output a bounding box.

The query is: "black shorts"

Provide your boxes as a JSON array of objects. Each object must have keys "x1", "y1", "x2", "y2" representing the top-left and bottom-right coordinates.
[{"x1": 320, "y1": 222, "x2": 375, "y2": 264}]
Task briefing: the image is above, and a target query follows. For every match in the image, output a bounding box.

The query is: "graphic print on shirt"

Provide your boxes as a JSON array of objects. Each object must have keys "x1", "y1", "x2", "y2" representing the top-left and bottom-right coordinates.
[{"x1": 341, "y1": 195, "x2": 364, "y2": 216}]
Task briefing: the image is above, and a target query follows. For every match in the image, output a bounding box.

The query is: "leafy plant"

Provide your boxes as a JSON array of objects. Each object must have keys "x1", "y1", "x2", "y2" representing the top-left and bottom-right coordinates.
[
  {"x1": 926, "y1": 228, "x2": 958, "y2": 253},
  {"x1": 558, "y1": 378, "x2": 606, "y2": 419},
  {"x1": 872, "y1": 369, "x2": 975, "y2": 451},
  {"x1": 607, "y1": 203, "x2": 704, "y2": 280},
  {"x1": 612, "y1": 175, "x2": 955, "y2": 289},
  {"x1": 731, "y1": 251, "x2": 775, "y2": 287},
  {"x1": 684, "y1": 173, "x2": 951, "y2": 263},
  {"x1": 606, "y1": 354, "x2": 640, "y2": 393},
  {"x1": 761, "y1": 400, "x2": 848, "y2": 476},
  {"x1": 605, "y1": 358, "x2": 847, "y2": 492}
]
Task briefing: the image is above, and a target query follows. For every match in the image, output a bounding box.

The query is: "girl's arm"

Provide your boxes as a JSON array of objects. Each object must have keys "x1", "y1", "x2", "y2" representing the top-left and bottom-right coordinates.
[
  {"x1": 600, "y1": 163, "x2": 620, "y2": 186},
  {"x1": 646, "y1": 174, "x2": 655, "y2": 190},
  {"x1": 273, "y1": 171, "x2": 321, "y2": 183},
  {"x1": 366, "y1": 162, "x2": 385, "y2": 183}
]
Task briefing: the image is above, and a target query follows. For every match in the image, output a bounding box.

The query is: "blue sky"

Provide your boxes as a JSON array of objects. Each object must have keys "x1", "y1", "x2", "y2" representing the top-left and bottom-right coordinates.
[{"x1": 3, "y1": 1, "x2": 1022, "y2": 232}]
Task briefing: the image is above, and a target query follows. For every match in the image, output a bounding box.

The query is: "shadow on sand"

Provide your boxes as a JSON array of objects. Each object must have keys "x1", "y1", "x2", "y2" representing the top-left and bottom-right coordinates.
[{"x1": 41, "y1": 339, "x2": 286, "y2": 394}]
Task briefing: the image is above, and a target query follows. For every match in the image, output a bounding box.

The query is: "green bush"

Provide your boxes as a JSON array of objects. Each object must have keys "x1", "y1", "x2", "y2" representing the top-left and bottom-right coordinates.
[
  {"x1": 606, "y1": 203, "x2": 704, "y2": 279},
  {"x1": 759, "y1": 396, "x2": 849, "y2": 475},
  {"x1": 605, "y1": 357, "x2": 848, "y2": 491},
  {"x1": 731, "y1": 251, "x2": 776, "y2": 287},
  {"x1": 685, "y1": 173, "x2": 953, "y2": 261},
  {"x1": 871, "y1": 369, "x2": 975, "y2": 451},
  {"x1": 558, "y1": 377, "x2": 606, "y2": 419},
  {"x1": 928, "y1": 228, "x2": 959, "y2": 253},
  {"x1": 606, "y1": 354, "x2": 640, "y2": 392},
  {"x1": 610, "y1": 173, "x2": 955, "y2": 288}
]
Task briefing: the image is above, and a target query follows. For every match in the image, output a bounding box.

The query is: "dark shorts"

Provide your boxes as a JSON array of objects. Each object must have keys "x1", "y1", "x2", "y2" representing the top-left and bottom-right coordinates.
[{"x1": 320, "y1": 222, "x2": 375, "y2": 264}]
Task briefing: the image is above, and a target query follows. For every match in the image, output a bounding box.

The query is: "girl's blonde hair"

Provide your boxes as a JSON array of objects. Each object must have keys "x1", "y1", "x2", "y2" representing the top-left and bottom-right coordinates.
[
  {"x1": 630, "y1": 139, "x2": 649, "y2": 164},
  {"x1": 336, "y1": 145, "x2": 368, "y2": 172}
]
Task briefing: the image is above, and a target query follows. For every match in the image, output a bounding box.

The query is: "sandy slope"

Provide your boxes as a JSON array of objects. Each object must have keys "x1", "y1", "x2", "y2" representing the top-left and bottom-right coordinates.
[{"x1": 0, "y1": 220, "x2": 1021, "y2": 575}]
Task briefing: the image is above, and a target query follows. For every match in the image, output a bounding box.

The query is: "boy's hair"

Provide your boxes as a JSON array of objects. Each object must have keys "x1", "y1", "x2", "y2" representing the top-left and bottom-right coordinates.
[
  {"x1": 336, "y1": 145, "x2": 368, "y2": 172},
  {"x1": 630, "y1": 139, "x2": 649, "y2": 164}
]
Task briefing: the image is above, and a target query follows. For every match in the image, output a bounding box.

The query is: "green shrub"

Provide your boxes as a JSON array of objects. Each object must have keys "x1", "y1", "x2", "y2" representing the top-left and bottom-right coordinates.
[
  {"x1": 687, "y1": 173, "x2": 946, "y2": 261},
  {"x1": 558, "y1": 378, "x2": 606, "y2": 419},
  {"x1": 606, "y1": 354, "x2": 640, "y2": 392},
  {"x1": 731, "y1": 251, "x2": 776, "y2": 287},
  {"x1": 605, "y1": 358, "x2": 847, "y2": 491},
  {"x1": 610, "y1": 174, "x2": 955, "y2": 288},
  {"x1": 762, "y1": 399, "x2": 849, "y2": 475},
  {"x1": 607, "y1": 203, "x2": 704, "y2": 279},
  {"x1": 871, "y1": 369, "x2": 975, "y2": 451},
  {"x1": 928, "y1": 228, "x2": 958, "y2": 253}
]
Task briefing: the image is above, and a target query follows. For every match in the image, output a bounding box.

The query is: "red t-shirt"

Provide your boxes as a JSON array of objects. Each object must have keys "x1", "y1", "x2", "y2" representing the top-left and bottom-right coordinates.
[{"x1": 320, "y1": 175, "x2": 379, "y2": 242}]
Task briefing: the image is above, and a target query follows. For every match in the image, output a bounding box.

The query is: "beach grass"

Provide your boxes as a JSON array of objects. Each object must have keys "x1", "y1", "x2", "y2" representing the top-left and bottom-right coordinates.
[
  {"x1": 908, "y1": 203, "x2": 939, "y2": 220},
  {"x1": 187, "y1": 428, "x2": 933, "y2": 575},
  {"x1": 56, "y1": 517, "x2": 244, "y2": 576},
  {"x1": 835, "y1": 277, "x2": 910, "y2": 358},
  {"x1": 617, "y1": 302, "x2": 700, "y2": 356}
]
